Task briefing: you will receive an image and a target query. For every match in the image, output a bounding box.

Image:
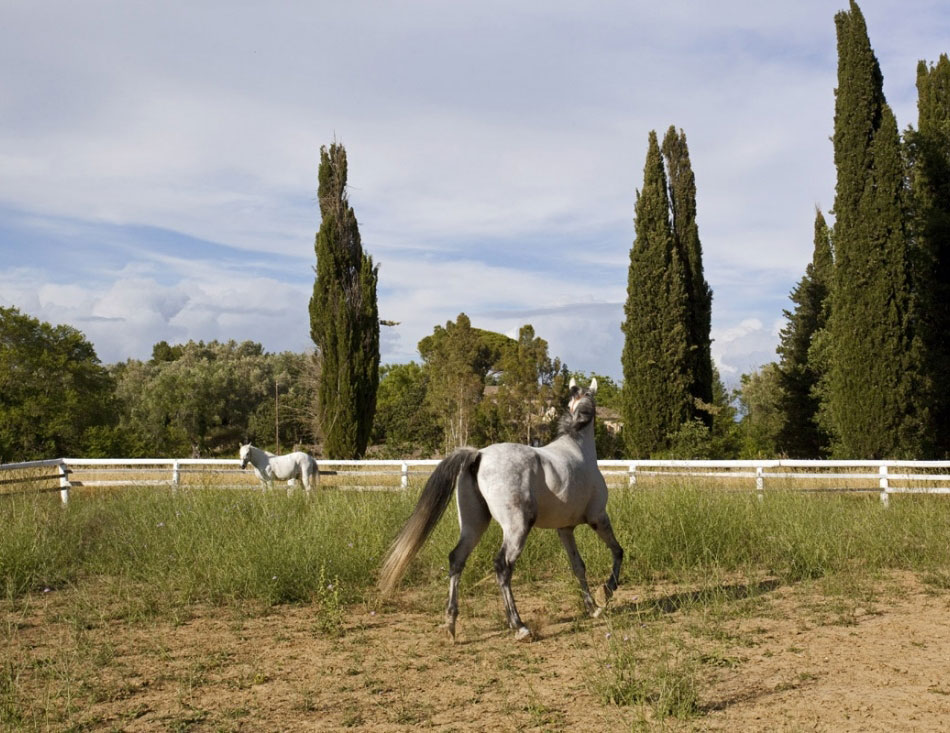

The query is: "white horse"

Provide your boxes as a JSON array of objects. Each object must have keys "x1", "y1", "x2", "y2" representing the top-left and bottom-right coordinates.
[
  {"x1": 378, "y1": 378, "x2": 623, "y2": 641},
  {"x1": 239, "y1": 443, "x2": 319, "y2": 493}
]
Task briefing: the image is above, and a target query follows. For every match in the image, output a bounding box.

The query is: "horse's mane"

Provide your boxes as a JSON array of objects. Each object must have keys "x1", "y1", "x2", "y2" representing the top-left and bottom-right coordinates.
[{"x1": 557, "y1": 394, "x2": 596, "y2": 439}]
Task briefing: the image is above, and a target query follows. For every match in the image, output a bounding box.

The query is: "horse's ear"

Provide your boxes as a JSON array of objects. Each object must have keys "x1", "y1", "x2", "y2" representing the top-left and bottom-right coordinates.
[
  {"x1": 568, "y1": 376, "x2": 578, "y2": 395},
  {"x1": 589, "y1": 378, "x2": 598, "y2": 396}
]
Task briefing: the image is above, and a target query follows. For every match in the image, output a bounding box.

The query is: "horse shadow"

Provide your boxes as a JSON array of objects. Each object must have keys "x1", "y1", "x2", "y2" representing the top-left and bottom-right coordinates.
[
  {"x1": 537, "y1": 577, "x2": 783, "y2": 641},
  {"x1": 610, "y1": 577, "x2": 783, "y2": 618}
]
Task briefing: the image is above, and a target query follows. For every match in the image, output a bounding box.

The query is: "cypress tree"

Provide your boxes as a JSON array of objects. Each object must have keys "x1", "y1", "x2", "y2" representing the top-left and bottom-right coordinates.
[
  {"x1": 909, "y1": 55, "x2": 950, "y2": 455},
  {"x1": 827, "y1": 2, "x2": 930, "y2": 458},
  {"x1": 776, "y1": 209, "x2": 833, "y2": 457},
  {"x1": 309, "y1": 143, "x2": 380, "y2": 458},
  {"x1": 621, "y1": 131, "x2": 692, "y2": 456},
  {"x1": 661, "y1": 126, "x2": 714, "y2": 422}
]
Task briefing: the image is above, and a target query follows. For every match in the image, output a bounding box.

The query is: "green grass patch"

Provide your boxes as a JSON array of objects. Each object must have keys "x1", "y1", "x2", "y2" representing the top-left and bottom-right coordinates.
[{"x1": 2, "y1": 483, "x2": 949, "y2": 614}]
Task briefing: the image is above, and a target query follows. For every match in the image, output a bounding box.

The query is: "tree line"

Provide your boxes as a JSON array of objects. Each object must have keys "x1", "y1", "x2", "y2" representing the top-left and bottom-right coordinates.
[
  {"x1": 0, "y1": 306, "x2": 619, "y2": 461},
  {"x1": 2, "y1": 2, "x2": 948, "y2": 463},
  {"x1": 741, "y1": 2, "x2": 950, "y2": 459}
]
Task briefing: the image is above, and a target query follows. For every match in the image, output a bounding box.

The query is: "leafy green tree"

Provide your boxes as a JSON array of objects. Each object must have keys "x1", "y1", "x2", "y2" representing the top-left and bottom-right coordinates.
[
  {"x1": 112, "y1": 340, "x2": 316, "y2": 458},
  {"x1": 577, "y1": 373, "x2": 622, "y2": 411},
  {"x1": 776, "y1": 209, "x2": 833, "y2": 457},
  {"x1": 495, "y1": 325, "x2": 564, "y2": 445},
  {"x1": 622, "y1": 131, "x2": 692, "y2": 457},
  {"x1": 418, "y1": 322, "x2": 504, "y2": 383},
  {"x1": 117, "y1": 341, "x2": 256, "y2": 456},
  {"x1": 908, "y1": 54, "x2": 950, "y2": 456},
  {"x1": 658, "y1": 367, "x2": 741, "y2": 459},
  {"x1": 827, "y1": 1, "x2": 930, "y2": 458},
  {"x1": 0, "y1": 306, "x2": 116, "y2": 461},
  {"x1": 736, "y1": 364, "x2": 784, "y2": 458},
  {"x1": 662, "y1": 126, "x2": 714, "y2": 423},
  {"x1": 419, "y1": 313, "x2": 486, "y2": 452},
  {"x1": 246, "y1": 351, "x2": 319, "y2": 453},
  {"x1": 111, "y1": 359, "x2": 179, "y2": 456},
  {"x1": 708, "y1": 367, "x2": 742, "y2": 459},
  {"x1": 150, "y1": 340, "x2": 184, "y2": 363},
  {"x1": 309, "y1": 142, "x2": 380, "y2": 458},
  {"x1": 371, "y1": 362, "x2": 442, "y2": 457}
]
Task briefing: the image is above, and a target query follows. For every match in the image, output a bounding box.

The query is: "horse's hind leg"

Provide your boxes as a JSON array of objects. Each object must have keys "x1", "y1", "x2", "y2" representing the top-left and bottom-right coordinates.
[
  {"x1": 557, "y1": 527, "x2": 597, "y2": 615},
  {"x1": 445, "y1": 481, "x2": 490, "y2": 641},
  {"x1": 590, "y1": 514, "x2": 624, "y2": 602},
  {"x1": 494, "y1": 520, "x2": 533, "y2": 641}
]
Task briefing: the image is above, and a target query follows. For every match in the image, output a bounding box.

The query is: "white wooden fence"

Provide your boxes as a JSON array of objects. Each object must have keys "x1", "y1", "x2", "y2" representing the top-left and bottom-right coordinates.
[{"x1": 2, "y1": 457, "x2": 950, "y2": 507}]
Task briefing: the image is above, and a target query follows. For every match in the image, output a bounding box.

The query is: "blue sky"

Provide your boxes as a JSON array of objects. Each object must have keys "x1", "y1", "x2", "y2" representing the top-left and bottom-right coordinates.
[{"x1": 2, "y1": 1, "x2": 948, "y2": 385}]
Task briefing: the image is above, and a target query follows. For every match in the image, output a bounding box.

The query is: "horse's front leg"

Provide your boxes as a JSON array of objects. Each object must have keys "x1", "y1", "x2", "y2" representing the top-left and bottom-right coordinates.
[
  {"x1": 252, "y1": 468, "x2": 268, "y2": 491},
  {"x1": 590, "y1": 514, "x2": 624, "y2": 602},
  {"x1": 557, "y1": 527, "x2": 597, "y2": 616}
]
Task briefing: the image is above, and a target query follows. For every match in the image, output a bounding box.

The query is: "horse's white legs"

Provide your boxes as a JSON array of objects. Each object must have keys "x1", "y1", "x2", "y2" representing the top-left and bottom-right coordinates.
[
  {"x1": 557, "y1": 527, "x2": 598, "y2": 615},
  {"x1": 590, "y1": 514, "x2": 624, "y2": 602},
  {"x1": 445, "y1": 482, "x2": 490, "y2": 640},
  {"x1": 494, "y1": 521, "x2": 532, "y2": 641}
]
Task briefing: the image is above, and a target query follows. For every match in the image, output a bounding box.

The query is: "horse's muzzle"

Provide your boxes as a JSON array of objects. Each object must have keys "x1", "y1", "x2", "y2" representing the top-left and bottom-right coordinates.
[{"x1": 241, "y1": 459, "x2": 248, "y2": 469}]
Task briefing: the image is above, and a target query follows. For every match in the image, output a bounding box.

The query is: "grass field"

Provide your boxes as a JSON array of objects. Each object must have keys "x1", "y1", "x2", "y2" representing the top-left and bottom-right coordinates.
[{"x1": 3, "y1": 482, "x2": 950, "y2": 729}]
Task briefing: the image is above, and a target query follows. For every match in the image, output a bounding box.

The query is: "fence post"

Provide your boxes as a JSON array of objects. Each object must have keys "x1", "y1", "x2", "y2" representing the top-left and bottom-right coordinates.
[
  {"x1": 879, "y1": 464, "x2": 890, "y2": 508},
  {"x1": 172, "y1": 460, "x2": 181, "y2": 492},
  {"x1": 628, "y1": 463, "x2": 637, "y2": 487},
  {"x1": 401, "y1": 462, "x2": 409, "y2": 489},
  {"x1": 755, "y1": 465, "x2": 764, "y2": 501},
  {"x1": 58, "y1": 460, "x2": 71, "y2": 505}
]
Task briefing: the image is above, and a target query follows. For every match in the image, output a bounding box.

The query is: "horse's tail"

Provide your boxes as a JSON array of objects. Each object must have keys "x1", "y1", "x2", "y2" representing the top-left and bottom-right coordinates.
[{"x1": 378, "y1": 448, "x2": 480, "y2": 597}]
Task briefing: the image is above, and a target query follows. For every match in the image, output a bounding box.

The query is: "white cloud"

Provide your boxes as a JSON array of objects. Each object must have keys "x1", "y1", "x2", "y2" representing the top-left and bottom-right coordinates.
[
  {"x1": 712, "y1": 317, "x2": 785, "y2": 387},
  {"x1": 1, "y1": 0, "x2": 946, "y2": 382}
]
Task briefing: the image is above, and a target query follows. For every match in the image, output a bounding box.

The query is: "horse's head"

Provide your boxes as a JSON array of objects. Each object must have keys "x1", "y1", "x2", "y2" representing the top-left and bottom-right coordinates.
[
  {"x1": 239, "y1": 443, "x2": 251, "y2": 469},
  {"x1": 568, "y1": 376, "x2": 597, "y2": 412},
  {"x1": 561, "y1": 377, "x2": 597, "y2": 436}
]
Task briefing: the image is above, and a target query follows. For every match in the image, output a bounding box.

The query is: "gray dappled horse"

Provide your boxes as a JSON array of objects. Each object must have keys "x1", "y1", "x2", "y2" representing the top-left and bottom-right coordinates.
[
  {"x1": 239, "y1": 443, "x2": 319, "y2": 493},
  {"x1": 378, "y1": 378, "x2": 623, "y2": 641}
]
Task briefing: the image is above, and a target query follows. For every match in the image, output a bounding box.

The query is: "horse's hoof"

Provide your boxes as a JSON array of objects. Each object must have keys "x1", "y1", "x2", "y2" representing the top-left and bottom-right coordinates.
[
  {"x1": 444, "y1": 622, "x2": 456, "y2": 642},
  {"x1": 591, "y1": 606, "x2": 604, "y2": 618},
  {"x1": 514, "y1": 626, "x2": 532, "y2": 642}
]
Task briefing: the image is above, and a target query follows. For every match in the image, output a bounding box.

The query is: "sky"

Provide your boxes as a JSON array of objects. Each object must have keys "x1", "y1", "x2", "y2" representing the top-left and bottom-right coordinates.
[{"x1": 2, "y1": 1, "x2": 948, "y2": 387}]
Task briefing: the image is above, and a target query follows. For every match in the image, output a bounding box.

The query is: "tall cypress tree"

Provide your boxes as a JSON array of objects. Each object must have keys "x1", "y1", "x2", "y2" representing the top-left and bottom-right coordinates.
[
  {"x1": 827, "y1": 2, "x2": 930, "y2": 458},
  {"x1": 909, "y1": 55, "x2": 950, "y2": 455},
  {"x1": 622, "y1": 131, "x2": 692, "y2": 456},
  {"x1": 309, "y1": 143, "x2": 380, "y2": 458},
  {"x1": 776, "y1": 209, "x2": 833, "y2": 457},
  {"x1": 661, "y1": 126, "x2": 714, "y2": 422}
]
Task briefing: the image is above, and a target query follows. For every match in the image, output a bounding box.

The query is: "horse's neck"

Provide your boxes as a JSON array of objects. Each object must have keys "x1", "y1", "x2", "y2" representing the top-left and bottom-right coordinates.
[
  {"x1": 250, "y1": 447, "x2": 272, "y2": 465},
  {"x1": 549, "y1": 423, "x2": 597, "y2": 463}
]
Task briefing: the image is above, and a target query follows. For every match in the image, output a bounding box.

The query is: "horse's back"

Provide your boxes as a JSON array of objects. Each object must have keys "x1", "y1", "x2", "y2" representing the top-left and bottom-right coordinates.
[
  {"x1": 476, "y1": 441, "x2": 603, "y2": 529},
  {"x1": 478, "y1": 442, "x2": 538, "y2": 479}
]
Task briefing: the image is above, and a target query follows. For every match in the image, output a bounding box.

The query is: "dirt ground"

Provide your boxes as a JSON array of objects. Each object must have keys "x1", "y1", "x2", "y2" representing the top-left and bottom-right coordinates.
[{"x1": 4, "y1": 572, "x2": 950, "y2": 731}]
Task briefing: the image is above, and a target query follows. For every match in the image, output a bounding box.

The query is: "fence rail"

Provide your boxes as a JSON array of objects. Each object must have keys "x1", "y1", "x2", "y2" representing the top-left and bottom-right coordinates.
[{"x1": 3, "y1": 457, "x2": 950, "y2": 507}]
